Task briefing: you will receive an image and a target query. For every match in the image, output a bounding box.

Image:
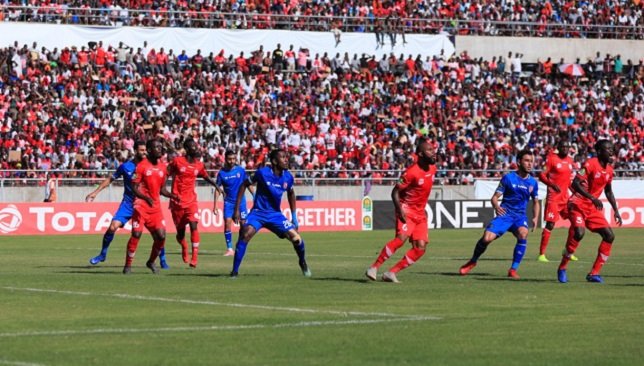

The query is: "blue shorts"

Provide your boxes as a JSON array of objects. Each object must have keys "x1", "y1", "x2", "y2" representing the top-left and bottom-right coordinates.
[
  {"x1": 224, "y1": 200, "x2": 248, "y2": 220},
  {"x1": 485, "y1": 214, "x2": 528, "y2": 237},
  {"x1": 112, "y1": 200, "x2": 134, "y2": 225},
  {"x1": 245, "y1": 210, "x2": 295, "y2": 238}
]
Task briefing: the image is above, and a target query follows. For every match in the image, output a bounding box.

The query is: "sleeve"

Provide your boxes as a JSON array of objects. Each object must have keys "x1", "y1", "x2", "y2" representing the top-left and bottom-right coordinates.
[
  {"x1": 532, "y1": 180, "x2": 539, "y2": 199},
  {"x1": 287, "y1": 172, "x2": 294, "y2": 191},
  {"x1": 496, "y1": 174, "x2": 509, "y2": 195},
  {"x1": 215, "y1": 171, "x2": 222, "y2": 187},
  {"x1": 576, "y1": 160, "x2": 591, "y2": 182},
  {"x1": 396, "y1": 168, "x2": 414, "y2": 191},
  {"x1": 197, "y1": 163, "x2": 208, "y2": 178},
  {"x1": 132, "y1": 164, "x2": 143, "y2": 184},
  {"x1": 538, "y1": 156, "x2": 551, "y2": 183},
  {"x1": 112, "y1": 164, "x2": 123, "y2": 180}
]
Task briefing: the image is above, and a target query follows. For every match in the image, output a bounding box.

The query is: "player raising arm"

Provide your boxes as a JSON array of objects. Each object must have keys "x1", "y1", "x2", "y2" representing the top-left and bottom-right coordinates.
[
  {"x1": 459, "y1": 149, "x2": 540, "y2": 279},
  {"x1": 87, "y1": 141, "x2": 147, "y2": 265},
  {"x1": 557, "y1": 140, "x2": 622, "y2": 284},
  {"x1": 230, "y1": 149, "x2": 310, "y2": 278}
]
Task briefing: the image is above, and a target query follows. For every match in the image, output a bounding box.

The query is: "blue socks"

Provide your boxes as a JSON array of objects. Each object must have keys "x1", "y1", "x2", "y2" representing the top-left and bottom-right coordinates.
[
  {"x1": 100, "y1": 232, "x2": 115, "y2": 256},
  {"x1": 511, "y1": 239, "x2": 527, "y2": 270},
  {"x1": 224, "y1": 231, "x2": 233, "y2": 249},
  {"x1": 232, "y1": 240, "x2": 248, "y2": 274},
  {"x1": 293, "y1": 239, "x2": 306, "y2": 267},
  {"x1": 159, "y1": 247, "x2": 167, "y2": 261},
  {"x1": 471, "y1": 239, "x2": 488, "y2": 263}
]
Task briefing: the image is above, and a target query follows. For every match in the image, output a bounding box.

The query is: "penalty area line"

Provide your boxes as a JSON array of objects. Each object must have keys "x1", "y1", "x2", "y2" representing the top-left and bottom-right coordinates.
[
  {"x1": 2, "y1": 287, "x2": 440, "y2": 320},
  {"x1": 0, "y1": 316, "x2": 440, "y2": 338},
  {"x1": 0, "y1": 360, "x2": 47, "y2": 366}
]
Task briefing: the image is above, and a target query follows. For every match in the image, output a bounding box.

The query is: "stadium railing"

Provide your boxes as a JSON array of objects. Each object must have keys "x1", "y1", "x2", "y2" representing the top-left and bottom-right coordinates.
[{"x1": 1, "y1": 5, "x2": 642, "y2": 39}]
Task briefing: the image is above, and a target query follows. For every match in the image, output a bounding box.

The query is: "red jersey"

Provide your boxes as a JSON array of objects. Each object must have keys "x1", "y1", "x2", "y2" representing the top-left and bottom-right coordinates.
[
  {"x1": 132, "y1": 158, "x2": 168, "y2": 207},
  {"x1": 569, "y1": 157, "x2": 613, "y2": 206},
  {"x1": 539, "y1": 153, "x2": 574, "y2": 201},
  {"x1": 397, "y1": 164, "x2": 437, "y2": 214},
  {"x1": 168, "y1": 156, "x2": 208, "y2": 208}
]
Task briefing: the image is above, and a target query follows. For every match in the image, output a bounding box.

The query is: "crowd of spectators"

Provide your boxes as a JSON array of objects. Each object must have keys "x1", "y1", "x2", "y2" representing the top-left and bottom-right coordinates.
[
  {"x1": 0, "y1": 0, "x2": 642, "y2": 39},
  {"x1": 0, "y1": 41, "x2": 642, "y2": 186}
]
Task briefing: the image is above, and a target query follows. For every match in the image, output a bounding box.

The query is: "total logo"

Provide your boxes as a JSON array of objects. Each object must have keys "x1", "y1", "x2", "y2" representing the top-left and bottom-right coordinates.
[{"x1": 0, "y1": 204, "x2": 23, "y2": 233}]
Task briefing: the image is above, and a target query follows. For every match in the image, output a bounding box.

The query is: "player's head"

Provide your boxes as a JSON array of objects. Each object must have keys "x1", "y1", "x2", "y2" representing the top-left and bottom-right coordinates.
[
  {"x1": 133, "y1": 140, "x2": 147, "y2": 161},
  {"x1": 556, "y1": 140, "x2": 571, "y2": 158},
  {"x1": 517, "y1": 149, "x2": 534, "y2": 174},
  {"x1": 594, "y1": 139, "x2": 614, "y2": 164},
  {"x1": 224, "y1": 150, "x2": 236, "y2": 169},
  {"x1": 269, "y1": 149, "x2": 289, "y2": 171},
  {"x1": 146, "y1": 139, "x2": 163, "y2": 160},
  {"x1": 183, "y1": 138, "x2": 199, "y2": 158},
  {"x1": 416, "y1": 138, "x2": 436, "y2": 165}
]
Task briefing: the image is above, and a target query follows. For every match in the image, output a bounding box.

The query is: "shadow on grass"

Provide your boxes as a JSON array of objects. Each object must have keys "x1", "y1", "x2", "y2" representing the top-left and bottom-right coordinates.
[
  {"x1": 474, "y1": 277, "x2": 554, "y2": 283},
  {"x1": 167, "y1": 272, "x2": 231, "y2": 278},
  {"x1": 417, "y1": 271, "x2": 494, "y2": 277},
  {"x1": 311, "y1": 276, "x2": 371, "y2": 284}
]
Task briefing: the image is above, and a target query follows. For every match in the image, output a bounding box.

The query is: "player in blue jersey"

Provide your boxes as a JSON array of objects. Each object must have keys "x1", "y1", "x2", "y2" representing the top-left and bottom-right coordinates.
[
  {"x1": 214, "y1": 150, "x2": 255, "y2": 256},
  {"x1": 230, "y1": 148, "x2": 310, "y2": 278},
  {"x1": 87, "y1": 141, "x2": 147, "y2": 265},
  {"x1": 459, "y1": 149, "x2": 541, "y2": 279}
]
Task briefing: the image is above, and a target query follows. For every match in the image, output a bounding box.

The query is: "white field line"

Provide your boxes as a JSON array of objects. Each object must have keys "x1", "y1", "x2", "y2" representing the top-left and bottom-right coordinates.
[
  {"x1": 0, "y1": 316, "x2": 439, "y2": 338},
  {"x1": 2, "y1": 287, "x2": 438, "y2": 320},
  {"x1": 0, "y1": 360, "x2": 47, "y2": 366}
]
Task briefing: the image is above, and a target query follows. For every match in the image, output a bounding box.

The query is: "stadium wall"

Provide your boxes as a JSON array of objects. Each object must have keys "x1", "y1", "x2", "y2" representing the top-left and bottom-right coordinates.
[
  {"x1": 0, "y1": 23, "x2": 455, "y2": 59},
  {"x1": 456, "y1": 36, "x2": 644, "y2": 63}
]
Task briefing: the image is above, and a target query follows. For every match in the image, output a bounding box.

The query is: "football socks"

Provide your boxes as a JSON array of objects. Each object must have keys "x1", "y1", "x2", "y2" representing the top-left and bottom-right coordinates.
[
  {"x1": 372, "y1": 237, "x2": 404, "y2": 268},
  {"x1": 511, "y1": 239, "x2": 527, "y2": 270}
]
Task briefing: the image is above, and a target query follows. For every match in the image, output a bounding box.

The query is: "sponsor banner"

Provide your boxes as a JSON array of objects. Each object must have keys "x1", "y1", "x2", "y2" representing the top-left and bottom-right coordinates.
[
  {"x1": 373, "y1": 199, "x2": 644, "y2": 230},
  {"x1": 475, "y1": 179, "x2": 644, "y2": 200},
  {"x1": 361, "y1": 196, "x2": 373, "y2": 231},
  {"x1": 0, "y1": 201, "x2": 361, "y2": 236}
]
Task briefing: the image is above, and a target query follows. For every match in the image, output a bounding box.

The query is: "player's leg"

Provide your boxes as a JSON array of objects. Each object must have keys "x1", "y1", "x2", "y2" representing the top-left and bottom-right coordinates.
[
  {"x1": 586, "y1": 213, "x2": 615, "y2": 283},
  {"x1": 460, "y1": 217, "x2": 505, "y2": 275},
  {"x1": 91, "y1": 219, "x2": 125, "y2": 265},
  {"x1": 366, "y1": 215, "x2": 409, "y2": 280},
  {"x1": 508, "y1": 225, "x2": 529, "y2": 279},
  {"x1": 223, "y1": 202, "x2": 235, "y2": 255},
  {"x1": 230, "y1": 219, "x2": 258, "y2": 277},
  {"x1": 284, "y1": 228, "x2": 311, "y2": 277},
  {"x1": 146, "y1": 227, "x2": 167, "y2": 274},
  {"x1": 188, "y1": 221, "x2": 200, "y2": 267},
  {"x1": 539, "y1": 220, "x2": 555, "y2": 262},
  {"x1": 384, "y1": 217, "x2": 427, "y2": 283},
  {"x1": 558, "y1": 209, "x2": 586, "y2": 283},
  {"x1": 172, "y1": 209, "x2": 190, "y2": 264},
  {"x1": 123, "y1": 229, "x2": 142, "y2": 274}
]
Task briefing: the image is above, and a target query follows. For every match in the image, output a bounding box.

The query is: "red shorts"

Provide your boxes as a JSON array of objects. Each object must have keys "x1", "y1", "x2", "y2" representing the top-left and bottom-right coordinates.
[
  {"x1": 132, "y1": 204, "x2": 166, "y2": 232},
  {"x1": 170, "y1": 203, "x2": 199, "y2": 227},
  {"x1": 568, "y1": 201, "x2": 609, "y2": 232},
  {"x1": 396, "y1": 211, "x2": 429, "y2": 242},
  {"x1": 544, "y1": 198, "x2": 569, "y2": 223}
]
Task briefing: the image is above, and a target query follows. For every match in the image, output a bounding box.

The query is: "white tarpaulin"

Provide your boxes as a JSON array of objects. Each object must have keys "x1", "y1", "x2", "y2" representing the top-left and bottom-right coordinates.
[
  {"x1": 0, "y1": 23, "x2": 454, "y2": 59},
  {"x1": 474, "y1": 179, "x2": 644, "y2": 200}
]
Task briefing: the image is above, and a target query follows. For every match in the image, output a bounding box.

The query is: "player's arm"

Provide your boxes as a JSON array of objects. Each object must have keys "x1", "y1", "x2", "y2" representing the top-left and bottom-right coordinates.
[
  {"x1": 491, "y1": 191, "x2": 506, "y2": 216},
  {"x1": 132, "y1": 182, "x2": 154, "y2": 207},
  {"x1": 233, "y1": 179, "x2": 251, "y2": 225},
  {"x1": 391, "y1": 185, "x2": 406, "y2": 223},
  {"x1": 287, "y1": 187, "x2": 298, "y2": 229},
  {"x1": 531, "y1": 197, "x2": 541, "y2": 231},
  {"x1": 538, "y1": 160, "x2": 560, "y2": 193},
  {"x1": 604, "y1": 182, "x2": 622, "y2": 226},
  {"x1": 85, "y1": 176, "x2": 115, "y2": 202},
  {"x1": 163, "y1": 163, "x2": 179, "y2": 201},
  {"x1": 571, "y1": 175, "x2": 602, "y2": 209},
  {"x1": 160, "y1": 180, "x2": 177, "y2": 200}
]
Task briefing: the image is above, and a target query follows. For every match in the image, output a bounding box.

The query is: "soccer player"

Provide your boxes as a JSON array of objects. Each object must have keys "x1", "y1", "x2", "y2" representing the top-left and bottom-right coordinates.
[
  {"x1": 87, "y1": 140, "x2": 146, "y2": 265},
  {"x1": 364, "y1": 139, "x2": 437, "y2": 283},
  {"x1": 459, "y1": 149, "x2": 540, "y2": 279},
  {"x1": 214, "y1": 150, "x2": 255, "y2": 257},
  {"x1": 537, "y1": 140, "x2": 576, "y2": 262},
  {"x1": 230, "y1": 149, "x2": 310, "y2": 278},
  {"x1": 167, "y1": 138, "x2": 219, "y2": 268},
  {"x1": 557, "y1": 140, "x2": 622, "y2": 284},
  {"x1": 123, "y1": 139, "x2": 176, "y2": 274}
]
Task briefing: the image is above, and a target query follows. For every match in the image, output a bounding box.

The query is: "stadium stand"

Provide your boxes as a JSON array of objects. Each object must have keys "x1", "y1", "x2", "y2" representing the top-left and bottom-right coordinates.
[
  {"x1": 0, "y1": 1, "x2": 642, "y2": 39},
  {"x1": 0, "y1": 40, "x2": 642, "y2": 185}
]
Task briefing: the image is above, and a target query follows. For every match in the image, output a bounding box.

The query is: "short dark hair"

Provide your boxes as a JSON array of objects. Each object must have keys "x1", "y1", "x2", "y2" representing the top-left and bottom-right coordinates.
[
  {"x1": 594, "y1": 139, "x2": 612, "y2": 152},
  {"x1": 416, "y1": 138, "x2": 429, "y2": 154},
  {"x1": 134, "y1": 140, "x2": 146, "y2": 149},
  {"x1": 225, "y1": 149, "x2": 235, "y2": 157},
  {"x1": 146, "y1": 138, "x2": 160, "y2": 151},
  {"x1": 269, "y1": 148, "x2": 285, "y2": 163},
  {"x1": 517, "y1": 149, "x2": 533, "y2": 161},
  {"x1": 183, "y1": 138, "x2": 195, "y2": 150}
]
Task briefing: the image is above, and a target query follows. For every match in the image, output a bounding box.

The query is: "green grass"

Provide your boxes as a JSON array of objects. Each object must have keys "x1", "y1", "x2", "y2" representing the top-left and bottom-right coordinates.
[{"x1": 0, "y1": 229, "x2": 643, "y2": 366}]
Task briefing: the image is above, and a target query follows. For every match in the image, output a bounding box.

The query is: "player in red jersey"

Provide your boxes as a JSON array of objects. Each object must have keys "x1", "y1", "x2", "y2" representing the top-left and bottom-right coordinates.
[
  {"x1": 557, "y1": 140, "x2": 622, "y2": 284},
  {"x1": 537, "y1": 140, "x2": 575, "y2": 262},
  {"x1": 123, "y1": 139, "x2": 176, "y2": 274},
  {"x1": 365, "y1": 139, "x2": 437, "y2": 283},
  {"x1": 167, "y1": 138, "x2": 219, "y2": 268}
]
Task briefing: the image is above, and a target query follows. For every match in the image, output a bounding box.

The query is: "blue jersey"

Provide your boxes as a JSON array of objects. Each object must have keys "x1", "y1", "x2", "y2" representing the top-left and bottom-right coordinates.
[
  {"x1": 496, "y1": 172, "x2": 538, "y2": 216},
  {"x1": 249, "y1": 166, "x2": 293, "y2": 212},
  {"x1": 216, "y1": 165, "x2": 247, "y2": 204},
  {"x1": 112, "y1": 160, "x2": 136, "y2": 204}
]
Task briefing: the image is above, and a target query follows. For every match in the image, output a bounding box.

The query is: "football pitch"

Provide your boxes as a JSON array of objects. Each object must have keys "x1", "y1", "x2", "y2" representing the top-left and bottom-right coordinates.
[{"x1": 1, "y1": 228, "x2": 643, "y2": 366}]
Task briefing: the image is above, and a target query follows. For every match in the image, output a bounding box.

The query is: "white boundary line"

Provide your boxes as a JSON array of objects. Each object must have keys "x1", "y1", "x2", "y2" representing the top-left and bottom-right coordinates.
[
  {"x1": 0, "y1": 317, "x2": 438, "y2": 338},
  {"x1": 0, "y1": 360, "x2": 46, "y2": 366},
  {"x1": 2, "y1": 287, "x2": 440, "y2": 320}
]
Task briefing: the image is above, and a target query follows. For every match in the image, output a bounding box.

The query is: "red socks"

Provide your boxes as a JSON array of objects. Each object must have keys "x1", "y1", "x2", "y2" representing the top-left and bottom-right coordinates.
[
  {"x1": 190, "y1": 229, "x2": 200, "y2": 265},
  {"x1": 389, "y1": 247, "x2": 426, "y2": 273},
  {"x1": 540, "y1": 228, "x2": 551, "y2": 255},
  {"x1": 590, "y1": 241, "x2": 612, "y2": 275},
  {"x1": 372, "y1": 238, "x2": 404, "y2": 268},
  {"x1": 125, "y1": 235, "x2": 141, "y2": 266},
  {"x1": 559, "y1": 227, "x2": 580, "y2": 270}
]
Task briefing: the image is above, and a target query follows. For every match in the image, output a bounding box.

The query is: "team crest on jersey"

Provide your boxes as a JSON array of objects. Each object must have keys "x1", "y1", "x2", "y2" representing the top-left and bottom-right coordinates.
[
  {"x1": 146, "y1": 170, "x2": 152, "y2": 176},
  {"x1": 557, "y1": 163, "x2": 562, "y2": 168},
  {"x1": 236, "y1": 173, "x2": 240, "y2": 178},
  {"x1": 180, "y1": 167, "x2": 187, "y2": 173},
  {"x1": 399, "y1": 176, "x2": 407, "y2": 184},
  {"x1": 418, "y1": 178, "x2": 424, "y2": 185},
  {"x1": 283, "y1": 182, "x2": 288, "y2": 189},
  {"x1": 595, "y1": 172, "x2": 601, "y2": 178}
]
